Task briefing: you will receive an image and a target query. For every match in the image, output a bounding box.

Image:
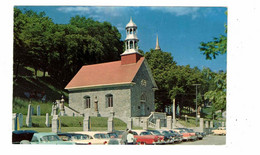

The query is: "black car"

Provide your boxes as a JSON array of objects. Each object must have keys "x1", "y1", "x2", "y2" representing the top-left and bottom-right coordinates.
[
  {"x1": 12, "y1": 130, "x2": 38, "y2": 144},
  {"x1": 146, "y1": 130, "x2": 171, "y2": 144}
]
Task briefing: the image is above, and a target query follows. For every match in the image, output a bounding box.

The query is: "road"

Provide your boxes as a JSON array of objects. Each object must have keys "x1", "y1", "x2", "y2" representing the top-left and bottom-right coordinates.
[{"x1": 174, "y1": 135, "x2": 226, "y2": 145}]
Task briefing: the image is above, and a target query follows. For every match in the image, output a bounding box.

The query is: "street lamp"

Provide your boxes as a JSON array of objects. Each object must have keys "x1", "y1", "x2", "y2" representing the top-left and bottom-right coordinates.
[{"x1": 192, "y1": 84, "x2": 201, "y2": 126}]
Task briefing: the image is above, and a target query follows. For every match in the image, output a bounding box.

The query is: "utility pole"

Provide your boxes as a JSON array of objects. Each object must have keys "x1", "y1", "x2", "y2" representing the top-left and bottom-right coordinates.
[{"x1": 192, "y1": 84, "x2": 201, "y2": 126}]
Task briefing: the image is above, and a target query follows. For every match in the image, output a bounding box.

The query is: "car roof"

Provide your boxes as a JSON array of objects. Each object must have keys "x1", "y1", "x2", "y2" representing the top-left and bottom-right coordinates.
[
  {"x1": 33, "y1": 132, "x2": 58, "y2": 137},
  {"x1": 12, "y1": 130, "x2": 38, "y2": 134}
]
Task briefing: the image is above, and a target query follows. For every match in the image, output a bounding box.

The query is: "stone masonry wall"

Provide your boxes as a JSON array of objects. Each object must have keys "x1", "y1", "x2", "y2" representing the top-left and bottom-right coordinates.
[
  {"x1": 68, "y1": 86, "x2": 131, "y2": 123},
  {"x1": 131, "y1": 62, "x2": 155, "y2": 117}
]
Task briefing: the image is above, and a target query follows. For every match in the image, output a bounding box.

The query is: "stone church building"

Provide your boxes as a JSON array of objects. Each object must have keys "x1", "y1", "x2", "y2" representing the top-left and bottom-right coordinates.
[{"x1": 65, "y1": 18, "x2": 162, "y2": 125}]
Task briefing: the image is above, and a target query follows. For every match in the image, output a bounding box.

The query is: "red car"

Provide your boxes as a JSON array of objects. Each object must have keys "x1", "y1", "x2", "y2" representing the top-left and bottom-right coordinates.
[{"x1": 131, "y1": 130, "x2": 162, "y2": 145}]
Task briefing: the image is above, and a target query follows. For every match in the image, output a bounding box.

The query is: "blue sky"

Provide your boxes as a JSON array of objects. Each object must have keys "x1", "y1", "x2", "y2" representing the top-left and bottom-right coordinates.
[{"x1": 16, "y1": 6, "x2": 227, "y2": 72}]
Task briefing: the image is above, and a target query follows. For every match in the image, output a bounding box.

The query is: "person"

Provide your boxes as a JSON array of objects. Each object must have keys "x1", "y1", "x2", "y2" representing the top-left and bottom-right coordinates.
[
  {"x1": 126, "y1": 130, "x2": 135, "y2": 145},
  {"x1": 121, "y1": 128, "x2": 129, "y2": 144}
]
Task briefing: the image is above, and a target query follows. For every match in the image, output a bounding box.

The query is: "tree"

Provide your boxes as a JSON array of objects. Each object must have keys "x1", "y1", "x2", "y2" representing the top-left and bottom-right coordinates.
[
  {"x1": 199, "y1": 11, "x2": 227, "y2": 60},
  {"x1": 144, "y1": 49, "x2": 177, "y2": 111},
  {"x1": 204, "y1": 71, "x2": 226, "y2": 111}
]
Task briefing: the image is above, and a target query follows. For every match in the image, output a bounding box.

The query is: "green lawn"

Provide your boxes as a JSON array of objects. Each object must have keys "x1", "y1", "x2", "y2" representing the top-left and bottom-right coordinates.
[{"x1": 18, "y1": 115, "x2": 136, "y2": 132}]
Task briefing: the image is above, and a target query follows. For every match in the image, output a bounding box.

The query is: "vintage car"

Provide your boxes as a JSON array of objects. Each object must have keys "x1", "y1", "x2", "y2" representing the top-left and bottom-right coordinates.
[
  {"x1": 12, "y1": 130, "x2": 38, "y2": 144},
  {"x1": 146, "y1": 130, "x2": 168, "y2": 144},
  {"x1": 30, "y1": 133, "x2": 76, "y2": 145},
  {"x1": 156, "y1": 130, "x2": 175, "y2": 144},
  {"x1": 75, "y1": 131, "x2": 110, "y2": 145},
  {"x1": 168, "y1": 130, "x2": 183, "y2": 143},
  {"x1": 172, "y1": 129, "x2": 191, "y2": 141},
  {"x1": 175, "y1": 128, "x2": 198, "y2": 141},
  {"x1": 107, "y1": 138, "x2": 124, "y2": 145},
  {"x1": 57, "y1": 133, "x2": 92, "y2": 145},
  {"x1": 212, "y1": 127, "x2": 226, "y2": 135},
  {"x1": 131, "y1": 130, "x2": 162, "y2": 145}
]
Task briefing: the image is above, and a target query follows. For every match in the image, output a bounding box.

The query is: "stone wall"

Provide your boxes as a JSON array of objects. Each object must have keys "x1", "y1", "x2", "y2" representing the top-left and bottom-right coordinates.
[
  {"x1": 131, "y1": 62, "x2": 155, "y2": 117},
  {"x1": 68, "y1": 86, "x2": 131, "y2": 123}
]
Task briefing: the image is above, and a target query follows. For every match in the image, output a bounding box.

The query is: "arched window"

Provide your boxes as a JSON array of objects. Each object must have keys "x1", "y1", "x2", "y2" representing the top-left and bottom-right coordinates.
[
  {"x1": 141, "y1": 93, "x2": 146, "y2": 102},
  {"x1": 83, "y1": 96, "x2": 91, "y2": 109},
  {"x1": 106, "y1": 94, "x2": 113, "y2": 108},
  {"x1": 130, "y1": 29, "x2": 132, "y2": 34},
  {"x1": 130, "y1": 41, "x2": 133, "y2": 49}
]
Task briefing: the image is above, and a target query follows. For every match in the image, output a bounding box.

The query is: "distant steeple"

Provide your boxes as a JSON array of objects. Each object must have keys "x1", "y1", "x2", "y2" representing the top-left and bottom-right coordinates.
[{"x1": 155, "y1": 34, "x2": 161, "y2": 50}]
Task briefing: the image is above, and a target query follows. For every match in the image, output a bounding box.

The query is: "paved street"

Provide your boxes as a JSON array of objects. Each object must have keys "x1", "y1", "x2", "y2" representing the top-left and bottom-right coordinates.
[{"x1": 175, "y1": 135, "x2": 226, "y2": 145}]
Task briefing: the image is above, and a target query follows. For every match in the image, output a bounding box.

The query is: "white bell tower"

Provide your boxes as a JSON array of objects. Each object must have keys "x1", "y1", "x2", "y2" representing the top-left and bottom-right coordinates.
[
  {"x1": 122, "y1": 17, "x2": 141, "y2": 55},
  {"x1": 121, "y1": 17, "x2": 143, "y2": 65}
]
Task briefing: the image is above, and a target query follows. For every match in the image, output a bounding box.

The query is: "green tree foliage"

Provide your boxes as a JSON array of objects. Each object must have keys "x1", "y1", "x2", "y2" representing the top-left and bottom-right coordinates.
[
  {"x1": 144, "y1": 49, "x2": 207, "y2": 114},
  {"x1": 204, "y1": 71, "x2": 226, "y2": 111},
  {"x1": 199, "y1": 11, "x2": 227, "y2": 60},
  {"x1": 13, "y1": 8, "x2": 123, "y2": 87}
]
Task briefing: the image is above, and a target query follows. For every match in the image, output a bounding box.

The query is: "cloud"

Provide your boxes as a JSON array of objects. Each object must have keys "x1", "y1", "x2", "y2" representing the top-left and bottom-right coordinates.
[
  {"x1": 149, "y1": 7, "x2": 200, "y2": 19},
  {"x1": 57, "y1": 6, "x2": 124, "y2": 17}
]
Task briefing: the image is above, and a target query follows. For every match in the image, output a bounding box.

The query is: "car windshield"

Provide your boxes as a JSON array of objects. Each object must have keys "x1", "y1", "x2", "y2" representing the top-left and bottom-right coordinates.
[
  {"x1": 71, "y1": 134, "x2": 90, "y2": 140},
  {"x1": 132, "y1": 131, "x2": 138, "y2": 135},
  {"x1": 41, "y1": 135, "x2": 61, "y2": 142},
  {"x1": 108, "y1": 133, "x2": 118, "y2": 138},
  {"x1": 140, "y1": 132, "x2": 151, "y2": 135},
  {"x1": 162, "y1": 131, "x2": 170, "y2": 135},
  {"x1": 151, "y1": 130, "x2": 163, "y2": 136},
  {"x1": 94, "y1": 133, "x2": 110, "y2": 139}
]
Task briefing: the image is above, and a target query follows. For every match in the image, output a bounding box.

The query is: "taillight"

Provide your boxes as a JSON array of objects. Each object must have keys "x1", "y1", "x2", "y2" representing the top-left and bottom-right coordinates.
[
  {"x1": 104, "y1": 141, "x2": 107, "y2": 144},
  {"x1": 88, "y1": 142, "x2": 91, "y2": 145}
]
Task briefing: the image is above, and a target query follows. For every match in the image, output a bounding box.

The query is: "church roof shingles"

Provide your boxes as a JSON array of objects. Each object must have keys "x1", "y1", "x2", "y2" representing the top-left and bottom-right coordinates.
[{"x1": 65, "y1": 57, "x2": 145, "y2": 90}]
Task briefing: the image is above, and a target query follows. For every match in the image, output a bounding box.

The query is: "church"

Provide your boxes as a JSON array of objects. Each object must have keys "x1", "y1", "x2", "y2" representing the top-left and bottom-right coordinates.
[{"x1": 65, "y1": 18, "x2": 162, "y2": 125}]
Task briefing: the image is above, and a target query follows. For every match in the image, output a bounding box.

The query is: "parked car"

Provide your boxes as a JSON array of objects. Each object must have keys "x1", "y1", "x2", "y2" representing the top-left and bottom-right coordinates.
[
  {"x1": 175, "y1": 128, "x2": 197, "y2": 141},
  {"x1": 12, "y1": 130, "x2": 38, "y2": 144},
  {"x1": 172, "y1": 129, "x2": 191, "y2": 141},
  {"x1": 156, "y1": 130, "x2": 175, "y2": 144},
  {"x1": 107, "y1": 138, "x2": 124, "y2": 145},
  {"x1": 30, "y1": 133, "x2": 75, "y2": 145},
  {"x1": 168, "y1": 130, "x2": 183, "y2": 143},
  {"x1": 146, "y1": 130, "x2": 168, "y2": 144},
  {"x1": 212, "y1": 127, "x2": 226, "y2": 135},
  {"x1": 195, "y1": 132, "x2": 203, "y2": 140},
  {"x1": 131, "y1": 130, "x2": 162, "y2": 145},
  {"x1": 75, "y1": 131, "x2": 110, "y2": 145},
  {"x1": 113, "y1": 130, "x2": 124, "y2": 138},
  {"x1": 57, "y1": 133, "x2": 92, "y2": 145}
]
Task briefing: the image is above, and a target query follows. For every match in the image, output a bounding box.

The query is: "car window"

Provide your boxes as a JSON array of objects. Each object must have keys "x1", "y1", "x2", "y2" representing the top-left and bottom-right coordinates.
[
  {"x1": 31, "y1": 136, "x2": 39, "y2": 142},
  {"x1": 132, "y1": 131, "x2": 138, "y2": 135},
  {"x1": 42, "y1": 135, "x2": 61, "y2": 142},
  {"x1": 140, "y1": 132, "x2": 150, "y2": 135},
  {"x1": 94, "y1": 134, "x2": 101, "y2": 139}
]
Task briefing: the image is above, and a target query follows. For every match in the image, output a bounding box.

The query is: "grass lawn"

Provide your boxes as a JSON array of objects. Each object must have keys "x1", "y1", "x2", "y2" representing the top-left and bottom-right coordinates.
[{"x1": 17, "y1": 115, "x2": 144, "y2": 132}]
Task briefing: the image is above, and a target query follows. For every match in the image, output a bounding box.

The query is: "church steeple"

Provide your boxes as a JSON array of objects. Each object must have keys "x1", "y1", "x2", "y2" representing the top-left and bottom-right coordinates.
[
  {"x1": 122, "y1": 17, "x2": 140, "y2": 55},
  {"x1": 121, "y1": 17, "x2": 142, "y2": 65},
  {"x1": 155, "y1": 34, "x2": 161, "y2": 50}
]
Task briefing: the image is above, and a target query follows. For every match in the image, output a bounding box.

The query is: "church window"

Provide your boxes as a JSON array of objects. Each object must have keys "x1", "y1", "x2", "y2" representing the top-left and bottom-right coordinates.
[
  {"x1": 141, "y1": 93, "x2": 146, "y2": 102},
  {"x1": 83, "y1": 96, "x2": 91, "y2": 109},
  {"x1": 106, "y1": 94, "x2": 113, "y2": 107},
  {"x1": 130, "y1": 29, "x2": 133, "y2": 34}
]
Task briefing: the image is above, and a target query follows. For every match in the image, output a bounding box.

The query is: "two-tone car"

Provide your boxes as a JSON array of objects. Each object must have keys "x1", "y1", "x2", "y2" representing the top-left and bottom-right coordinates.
[
  {"x1": 75, "y1": 131, "x2": 110, "y2": 145},
  {"x1": 212, "y1": 127, "x2": 226, "y2": 135},
  {"x1": 57, "y1": 133, "x2": 92, "y2": 145},
  {"x1": 131, "y1": 130, "x2": 162, "y2": 145},
  {"x1": 168, "y1": 130, "x2": 183, "y2": 143},
  {"x1": 30, "y1": 133, "x2": 75, "y2": 145}
]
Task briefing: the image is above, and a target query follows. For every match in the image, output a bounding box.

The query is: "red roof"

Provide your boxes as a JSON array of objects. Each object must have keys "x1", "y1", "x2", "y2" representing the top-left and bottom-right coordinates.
[{"x1": 65, "y1": 57, "x2": 145, "y2": 90}]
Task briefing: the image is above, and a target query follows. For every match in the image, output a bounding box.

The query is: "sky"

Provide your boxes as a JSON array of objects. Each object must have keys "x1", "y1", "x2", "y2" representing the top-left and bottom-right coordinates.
[{"x1": 16, "y1": 6, "x2": 227, "y2": 72}]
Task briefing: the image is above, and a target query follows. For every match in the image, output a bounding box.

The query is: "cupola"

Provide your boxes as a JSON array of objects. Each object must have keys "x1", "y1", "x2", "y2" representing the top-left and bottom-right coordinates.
[{"x1": 121, "y1": 17, "x2": 142, "y2": 65}]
